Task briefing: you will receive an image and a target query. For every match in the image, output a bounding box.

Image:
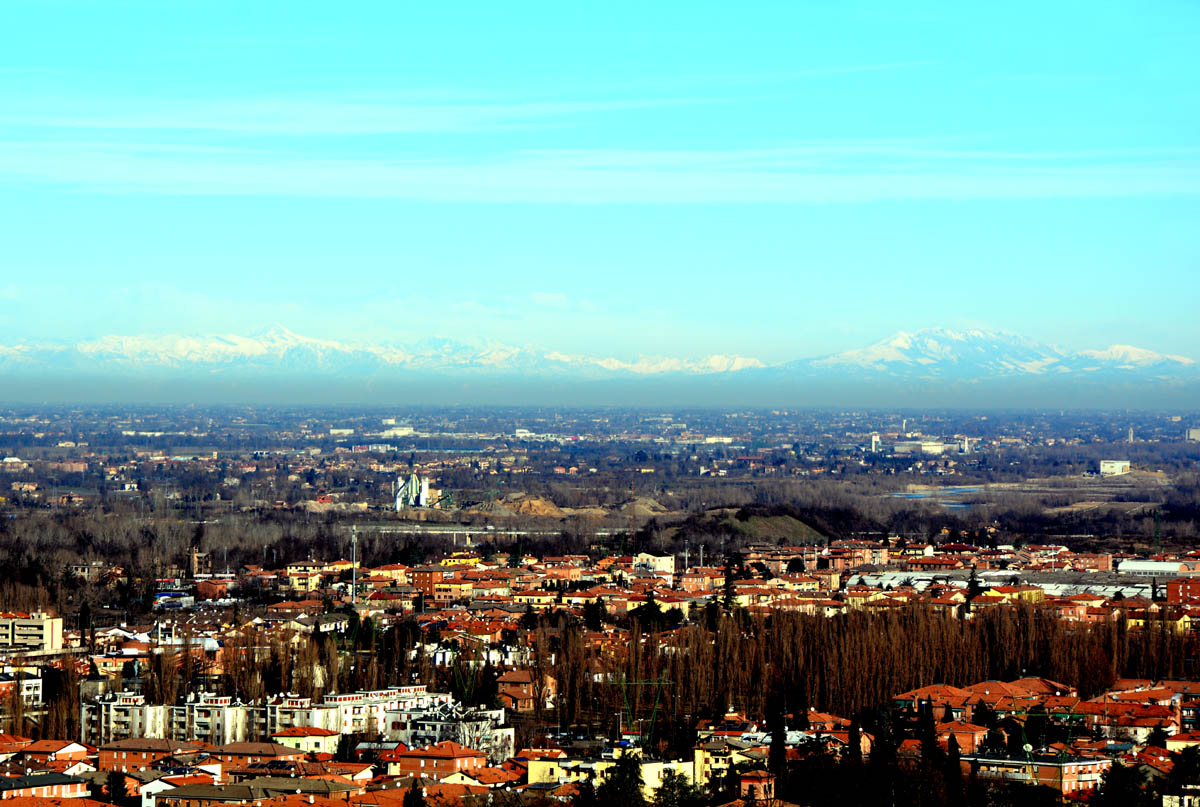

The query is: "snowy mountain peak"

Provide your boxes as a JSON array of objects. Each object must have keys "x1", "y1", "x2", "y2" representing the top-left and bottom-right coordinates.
[
  {"x1": 801, "y1": 328, "x2": 1192, "y2": 379},
  {"x1": 1, "y1": 330, "x2": 768, "y2": 378},
  {"x1": 812, "y1": 327, "x2": 1058, "y2": 371},
  {"x1": 0, "y1": 326, "x2": 1193, "y2": 383},
  {"x1": 1077, "y1": 344, "x2": 1195, "y2": 367}
]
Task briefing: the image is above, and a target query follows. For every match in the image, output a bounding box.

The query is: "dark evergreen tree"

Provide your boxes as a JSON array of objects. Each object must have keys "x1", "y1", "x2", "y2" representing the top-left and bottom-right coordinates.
[
  {"x1": 1093, "y1": 762, "x2": 1157, "y2": 807},
  {"x1": 945, "y1": 734, "x2": 964, "y2": 806},
  {"x1": 597, "y1": 753, "x2": 646, "y2": 806},
  {"x1": 847, "y1": 717, "x2": 863, "y2": 766},
  {"x1": 402, "y1": 780, "x2": 427, "y2": 807},
  {"x1": 651, "y1": 769, "x2": 704, "y2": 807}
]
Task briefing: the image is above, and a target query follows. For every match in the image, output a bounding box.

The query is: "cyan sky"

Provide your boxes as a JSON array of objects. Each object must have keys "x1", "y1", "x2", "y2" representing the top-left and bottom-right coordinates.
[{"x1": 1, "y1": 0, "x2": 1198, "y2": 361}]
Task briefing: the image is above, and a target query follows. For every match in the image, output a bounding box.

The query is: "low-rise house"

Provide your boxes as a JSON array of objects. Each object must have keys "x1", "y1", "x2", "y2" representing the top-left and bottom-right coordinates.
[
  {"x1": 208, "y1": 743, "x2": 303, "y2": 767},
  {"x1": 380, "y1": 741, "x2": 486, "y2": 781},
  {"x1": 23, "y1": 740, "x2": 92, "y2": 764},
  {"x1": 270, "y1": 727, "x2": 340, "y2": 756},
  {"x1": 0, "y1": 771, "x2": 89, "y2": 800},
  {"x1": 99, "y1": 739, "x2": 204, "y2": 772}
]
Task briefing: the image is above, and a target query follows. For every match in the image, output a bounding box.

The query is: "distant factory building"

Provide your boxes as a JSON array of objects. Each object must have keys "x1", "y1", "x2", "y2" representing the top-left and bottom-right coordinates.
[
  {"x1": 1099, "y1": 460, "x2": 1131, "y2": 477},
  {"x1": 893, "y1": 441, "x2": 959, "y2": 456},
  {"x1": 1118, "y1": 559, "x2": 1195, "y2": 577},
  {"x1": 394, "y1": 474, "x2": 443, "y2": 510},
  {"x1": 395, "y1": 473, "x2": 430, "y2": 510}
]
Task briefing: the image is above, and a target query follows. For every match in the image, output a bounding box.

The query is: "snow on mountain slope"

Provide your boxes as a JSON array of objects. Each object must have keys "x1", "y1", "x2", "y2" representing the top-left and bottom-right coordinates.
[
  {"x1": 0, "y1": 327, "x2": 765, "y2": 377},
  {"x1": 1076, "y1": 344, "x2": 1195, "y2": 368},
  {"x1": 798, "y1": 328, "x2": 1195, "y2": 379},
  {"x1": 808, "y1": 328, "x2": 1069, "y2": 375},
  {"x1": 0, "y1": 326, "x2": 1193, "y2": 380}
]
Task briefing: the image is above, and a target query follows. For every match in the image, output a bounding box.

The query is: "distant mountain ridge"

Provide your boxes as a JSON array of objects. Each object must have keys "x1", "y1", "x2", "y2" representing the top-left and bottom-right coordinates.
[
  {"x1": 788, "y1": 327, "x2": 1195, "y2": 380},
  {"x1": 0, "y1": 325, "x2": 1194, "y2": 382},
  {"x1": 0, "y1": 325, "x2": 766, "y2": 378}
]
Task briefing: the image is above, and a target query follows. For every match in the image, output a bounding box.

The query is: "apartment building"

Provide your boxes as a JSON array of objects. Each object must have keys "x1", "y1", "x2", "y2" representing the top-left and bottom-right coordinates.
[
  {"x1": 81, "y1": 685, "x2": 453, "y2": 746},
  {"x1": 0, "y1": 611, "x2": 63, "y2": 652},
  {"x1": 383, "y1": 700, "x2": 513, "y2": 763}
]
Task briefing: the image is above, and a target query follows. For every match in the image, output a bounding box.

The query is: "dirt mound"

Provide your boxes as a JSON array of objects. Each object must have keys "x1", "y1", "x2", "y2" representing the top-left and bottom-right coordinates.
[
  {"x1": 562, "y1": 505, "x2": 609, "y2": 518},
  {"x1": 466, "y1": 500, "x2": 513, "y2": 517},
  {"x1": 618, "y1": 497, "x2": 670, "y2": 518},
  {"x1": 504, "y1": 494, "x2": 566, "y2": 518}
]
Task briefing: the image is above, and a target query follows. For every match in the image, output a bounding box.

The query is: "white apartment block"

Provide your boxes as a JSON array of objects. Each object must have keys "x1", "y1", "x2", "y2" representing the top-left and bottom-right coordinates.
[
  {"x1": 384, "y1": 701, "x2": 514, "y2": 763},
  {"x1": 81, "y1": 685, "x2": 455, "y2": 746}
]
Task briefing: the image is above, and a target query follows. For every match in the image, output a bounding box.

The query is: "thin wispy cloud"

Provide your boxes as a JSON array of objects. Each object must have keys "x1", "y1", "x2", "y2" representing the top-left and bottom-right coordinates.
[
  {"x1": 0, "y1": 95, "x2": 708, "y2": 136},
  {"x1": 528, "y1": 60, "x2": 937, "y2": 96},
  {"x1": 0, "y1": 140, "x2": 1196, "y2": 203},
  {"x1": 529, "y1": 292, "x2": 571, "y2": 308}
]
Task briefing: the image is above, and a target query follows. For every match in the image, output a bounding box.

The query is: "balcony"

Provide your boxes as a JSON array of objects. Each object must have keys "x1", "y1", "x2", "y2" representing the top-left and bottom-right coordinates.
[{"x1": 976, "y1": 770, "x2": 1032, "y2": 783}]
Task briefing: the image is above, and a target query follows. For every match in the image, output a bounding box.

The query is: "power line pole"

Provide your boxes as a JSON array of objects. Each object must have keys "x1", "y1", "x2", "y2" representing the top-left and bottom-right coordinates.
[{"x1": 351, "y1": 524, "x2": 358, "y2": 606}]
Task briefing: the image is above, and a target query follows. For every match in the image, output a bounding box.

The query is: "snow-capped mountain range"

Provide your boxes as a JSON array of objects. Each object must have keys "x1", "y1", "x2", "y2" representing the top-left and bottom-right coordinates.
[
  {"x1": 0, "y1": 326, "x2": 1194, "y2": 381},
  {"x1": 785, "y1": 328, "x2": 1196, "y2": 379},
  {"x1": 0, "y1": 326, "x2": 767, "y2": 378}
]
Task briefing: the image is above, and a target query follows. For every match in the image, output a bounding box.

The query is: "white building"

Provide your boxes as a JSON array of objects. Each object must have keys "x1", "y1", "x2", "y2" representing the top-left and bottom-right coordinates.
[
  {"x1": 81, "y1": 685, "x2": 452, "y2": 746},
  {"x1": 1116, "y1": 560, "x2": 1194, "y2": 578},
  {"x1": 1100, "y1": 460, "x2": 1131, "y2": 477},
  {"x1": 80, "y1": 692, "x2": 169, "y2": 744},
  {"x1": 634, "y1": 553, "x2": 676, "y2": 578},
  {"x1": 383, "y1": 701, "x2": 513, "y2": 763}
]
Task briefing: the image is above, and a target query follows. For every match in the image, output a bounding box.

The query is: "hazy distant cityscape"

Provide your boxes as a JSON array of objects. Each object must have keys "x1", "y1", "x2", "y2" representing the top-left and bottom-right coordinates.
[{"x1": 0, "y1": 404, "x2": 1197, "y2": 805}]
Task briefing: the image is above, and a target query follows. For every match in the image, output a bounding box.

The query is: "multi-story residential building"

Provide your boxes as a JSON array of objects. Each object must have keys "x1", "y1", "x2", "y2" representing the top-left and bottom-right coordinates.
[
  {"x1": 433, "y1": 579, "x2": 475, "y2": 604},
  {"x1": 958, "y1": 753, "x2": 1110, "y2": 796},
  {"x1": 0, "y1": 611, "x2": 63, "y2": 652},
  {"x1": 0, "y1": 671, "x2": 44, "y2": 705},
  {"x1": 169, "y1": 692, "x2": 253, "y2": 745},
  {"x1": 81, "y1": 691, "x2": 169, "y2": 745},
  {"x1": 383, "y1": 701, "x2": 513, "y2": 763},
  {"x1": 410, "y1": 566, "x2": 448, "y2": 597},
  {"x1": 274, "y1": 687, "x2": 447, "y2": 737},
  {"x1": 81, "y1": 685, "x2": 456, "y2": 746}
]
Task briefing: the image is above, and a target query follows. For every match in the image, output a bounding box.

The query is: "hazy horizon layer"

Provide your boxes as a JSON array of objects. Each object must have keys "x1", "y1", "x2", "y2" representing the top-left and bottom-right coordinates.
[{"x1": 5, "y1": 373, "x2": 1198, "y2": 410}]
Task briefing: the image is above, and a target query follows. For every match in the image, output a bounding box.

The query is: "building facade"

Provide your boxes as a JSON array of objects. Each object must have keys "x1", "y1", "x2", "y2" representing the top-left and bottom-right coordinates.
[{"x1": 0, "y1": 612, "x2": 63, "y2": 652}]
